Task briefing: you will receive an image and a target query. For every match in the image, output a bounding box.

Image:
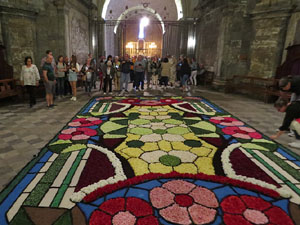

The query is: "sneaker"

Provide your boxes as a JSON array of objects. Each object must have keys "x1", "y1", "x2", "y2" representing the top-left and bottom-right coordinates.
[
  {"x1": 288, "y1": 141, "x2": 300, "y2": 149},
  {"x1": 288, "y1": 131, "x2": 295, "y2": 137},
  {"x1": 73, "y1": 97, "x2": 77, "y2": 101},
  {"x1": 70, "y1": 97, "x2": 74, "y2": 101},
  {"x1": 104, "y1": 92, "x2": 107, "y2": 95}
]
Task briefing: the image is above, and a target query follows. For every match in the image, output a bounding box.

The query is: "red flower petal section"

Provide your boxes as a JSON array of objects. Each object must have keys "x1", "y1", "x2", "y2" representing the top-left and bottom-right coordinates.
[
  {"x1": 175, "y1": 194, "x2": 194, "y2": 207},
  {"x1": 264, "y1": 206, "x2": 294, "y2": 225},
  {"x1": 126, "y1": 197, "x2": 153, "y2": 217},
  {"x1": 90, "y1": 210, "x2": 112, "y2": 225},
  {"x1": 99, "y1": 198, "x2": 125, "y2": 215},
  {"x1": 241, "y1": 195, "x2": 271, "y2": 211},
  {"x1": 223, "y1": 214, "x2": 252, "y2": 225},
  {"x1": 136, "y1": 215, "x2": 159, "y2": 225},
  {"x1": 220, "y1": 196, "x2": 246, "y2": 214}
]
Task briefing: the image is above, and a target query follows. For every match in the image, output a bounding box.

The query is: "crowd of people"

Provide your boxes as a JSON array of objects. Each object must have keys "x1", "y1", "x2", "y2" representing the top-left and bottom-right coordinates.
[{"x1": 20, "y1": 51, "x2": 207, "y2": 108}]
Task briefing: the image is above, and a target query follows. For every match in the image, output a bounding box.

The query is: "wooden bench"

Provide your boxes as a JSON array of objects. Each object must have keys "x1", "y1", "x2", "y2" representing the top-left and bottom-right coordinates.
[
  {"x1": 0, "y1": 78, "x2": 19, "y2": 99},
  {"x1": 197, "y1": 71, "x2": 215, "y2": 86},
  {"x1": 225, "y1": 75, "x2": 288, "y2": 103}
]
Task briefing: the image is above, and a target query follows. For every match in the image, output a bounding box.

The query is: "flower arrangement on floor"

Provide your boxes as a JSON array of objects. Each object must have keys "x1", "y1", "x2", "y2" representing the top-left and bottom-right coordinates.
[{"x1": 1, "y1": 97, "x2": 299, "y2": 225}]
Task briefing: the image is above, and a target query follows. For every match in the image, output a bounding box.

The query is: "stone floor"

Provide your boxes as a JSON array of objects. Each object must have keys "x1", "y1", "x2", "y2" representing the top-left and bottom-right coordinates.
[{"x1": 0, "y1": 83, "x2": 298, "y2": 192}]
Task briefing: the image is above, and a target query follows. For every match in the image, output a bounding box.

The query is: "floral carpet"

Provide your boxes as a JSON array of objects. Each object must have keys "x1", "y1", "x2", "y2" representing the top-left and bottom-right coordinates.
[{"x1": 1, "y1": 96, "x2": 300, "y2": 225}]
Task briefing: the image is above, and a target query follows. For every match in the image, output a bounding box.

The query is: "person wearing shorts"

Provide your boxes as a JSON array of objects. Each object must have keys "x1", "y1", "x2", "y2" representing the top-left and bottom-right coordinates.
[{"x1": 42, "y1": 55, "x2": 56, "y2": 107}]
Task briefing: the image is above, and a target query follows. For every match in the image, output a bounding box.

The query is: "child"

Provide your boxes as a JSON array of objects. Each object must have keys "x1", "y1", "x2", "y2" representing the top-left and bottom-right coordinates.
[{"x1": 86, "y1": 67, "x2": 93, "y2": 96}]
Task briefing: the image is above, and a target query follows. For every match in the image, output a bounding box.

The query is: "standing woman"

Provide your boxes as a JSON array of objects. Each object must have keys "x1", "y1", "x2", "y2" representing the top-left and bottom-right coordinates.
[
  {"x1": 103, "y1": 60, "x2": 115, "y2": 95},
  {"x1": 189, "y1": 58, "x2": 198, "y2": 86},
  {"x1": 160, "y1": 57, "x2": 171, "y2": 89},
  {"x1": 180, "y1": 58, "x2": 191, "y2": 92},
  {"x1": 56, "y1": 55, "x2": 66, "y2": 98},
  {"x1": 20, "y1": 56, "x2": 40, "y2": 108},
  {"x1": 68, "y1": 55, "x2": 80, "y2": 101}
]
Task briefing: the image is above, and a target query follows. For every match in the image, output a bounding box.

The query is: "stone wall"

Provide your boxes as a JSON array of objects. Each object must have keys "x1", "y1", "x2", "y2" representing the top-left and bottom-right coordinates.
[
  {"x1": 0, "y1": 0, "x2": 96, "y2": 78},
  {"x1": 67, "y1": 7, "x2": 90, "y2": 64},
  {"x1": 282, "y1": 1, "x2": 300, "y2": 62},
  {"x1": 194, "y1": 0, "x2": 253, "y2": 80},
  {"x1": 248, "y1": 1, "x2": 293, "y2": 77}
]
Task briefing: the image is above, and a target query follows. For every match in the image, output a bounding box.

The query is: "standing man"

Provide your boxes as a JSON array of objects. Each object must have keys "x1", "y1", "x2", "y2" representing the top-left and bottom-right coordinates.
[
  {"x1": 134, "y1": 55, "x2": 146, "y2": 92},
  {"x1": 42, "y1": 55, "x2": 56, "y2": 107},
  {"x1": 41, "y1": 50, "x2": 56, "y2": 70},
  {"x1": 120, "y1": 54, "x2": 131, "y2": 95}
]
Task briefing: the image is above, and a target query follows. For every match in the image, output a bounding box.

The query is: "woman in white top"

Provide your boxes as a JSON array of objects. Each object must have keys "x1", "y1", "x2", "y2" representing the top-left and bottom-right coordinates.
[
  {"x1": 68, "y1": 55, "x2": 80, "y2": 101},
  {"x1": 20, "y1": 56, "x2": 40, "y2": 108}
]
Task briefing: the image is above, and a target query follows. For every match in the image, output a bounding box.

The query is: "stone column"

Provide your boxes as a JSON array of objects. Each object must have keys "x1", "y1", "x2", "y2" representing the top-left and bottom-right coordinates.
[
  {"x1": 97, "y1": 18, "x2": 106, "y2": 56},
  {"x1": 248, "y1": 2, "x2": 293, "y2": 77}
]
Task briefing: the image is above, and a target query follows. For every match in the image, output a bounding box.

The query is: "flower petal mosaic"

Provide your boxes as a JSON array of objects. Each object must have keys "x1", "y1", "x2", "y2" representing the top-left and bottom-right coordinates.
[{"x1": 0, "y1": 96, "x2": 300, "y2": 225}]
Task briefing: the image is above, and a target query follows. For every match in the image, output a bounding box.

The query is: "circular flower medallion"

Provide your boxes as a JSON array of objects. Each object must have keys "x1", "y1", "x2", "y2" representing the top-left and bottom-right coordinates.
[
  {"x1": 150, "y1": 180, "x2": 219, "y2": 224},
  {"x1": 210, "y1": 116, "x2": 244, "y2": 127},
  {"x1": 58, "y1": 127, "x2": 97, "y2": 140},
  {"x1": 90, "y1": 197, "x2": 159, "y2": 225},
  {"x1": 68, "y1": 117, "x2": 102, "y2": 127},
  {"x1": 222, "y1": 126, "x2": 262, "y2": 140},
  {"x1": 220, "y1": 195, "x2": 294, "y2": 225}
]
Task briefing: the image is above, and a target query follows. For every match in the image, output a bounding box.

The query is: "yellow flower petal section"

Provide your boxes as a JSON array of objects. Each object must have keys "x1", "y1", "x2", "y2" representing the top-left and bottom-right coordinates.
[
  {"x1": 115, "y1": 142, "x2": 128, "y2": 151},
  {"x1": 149, "y1": 163, "x2": 173, "y2": 174},
  {"x1": 141, "y1": 142, "x2": 159, "y2": 151},
  {"x1": 128, "y1": 158, "x2": 150, "y2": 175},
  {"x1": 126, "y1": 134, "x2": 141, "y2": 141},
  {"x1": 171, "y1": 142, "x2": 191, "y2": 151},
  {"x1": 121, "y1": 148, "x2": 144, "y2": 158},
  {"x1": 158, "y1": 140, "x2": 172, "y2": 152},
  {"x1": 183, "y1": 133, "x2": 199, "y2": 141},
  {"x1": 194, "y1": 157, "x2": 215, "y2": 175},
  {"x1": 190, "y1": 147, "x2": 212, "y2": 157},
  {"x1": 174, "y1": 163, "x2": 198, "y2": 174}
]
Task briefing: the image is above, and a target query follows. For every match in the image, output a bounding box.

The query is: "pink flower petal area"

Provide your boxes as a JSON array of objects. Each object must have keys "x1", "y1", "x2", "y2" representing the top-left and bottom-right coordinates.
[
  {"x1": 239, "y1": 126, "x2": 256, "y2": 133},
  {"x1": 188, "y1": 204, "x2": 217, "y2": 224},
  {"x1": 162, "y1": 180, "x2": 196, "y2": 194},
  {"x1": 222, "y1": 121, "x2": 244, "y2": 126},
  {"x1": 243, "y1": 209, "x2": 269, "y2": 224},
  {"x1": 61, "y1": 127, "x2": 77, "y2": 134},
  {"x1": 72, "y1": 134, "x2": 90, "y2": 140},
  {"x1": 112, "y1": 211, "x2": 136, "y2": 225},
  {"x1": 68, "y1": 121, "x2": 82, "y2": 127},
  {"x1": 189, "y1": 186, "x2": 219, "y2": 208},
  {"x1": 150, "y1": 187, "x2": 175, "y2": 209},
  {"x1": 160, "y1": 204, "x2": 191, "y2": 225},
  {"x1": 233, "y1": 133, "x2": 251, "y2": 140}
]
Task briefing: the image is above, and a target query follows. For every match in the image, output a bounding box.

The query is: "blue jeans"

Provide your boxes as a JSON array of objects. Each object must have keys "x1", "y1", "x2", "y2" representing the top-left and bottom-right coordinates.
[
  {"x1": 85, "y1": 80, "x2": 92, "y2": 93},
  {"x1": 121, "y1": 72, "x2": 130, "y2": 91},
  {"x1": 56, "y1": 77, "x2": 65, "y2": 96},
  {"x1": 181, "y1": 74, "x2": 189, "y2": 86}
]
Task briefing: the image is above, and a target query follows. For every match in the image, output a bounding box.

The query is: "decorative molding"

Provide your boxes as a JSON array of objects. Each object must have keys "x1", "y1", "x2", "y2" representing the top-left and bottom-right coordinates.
[{"x1": 0, "y1": 5, "x2": 38, "y2": 18}]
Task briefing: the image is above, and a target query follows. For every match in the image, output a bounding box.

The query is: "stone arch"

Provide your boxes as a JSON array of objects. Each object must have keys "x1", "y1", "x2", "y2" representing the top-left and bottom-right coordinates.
[
  {"x1": 113, "y1": 6, "x2": 165, "y2": 34},
  {"x1": 101, "y1": 0, "x2": 183, "y2": 20}
]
